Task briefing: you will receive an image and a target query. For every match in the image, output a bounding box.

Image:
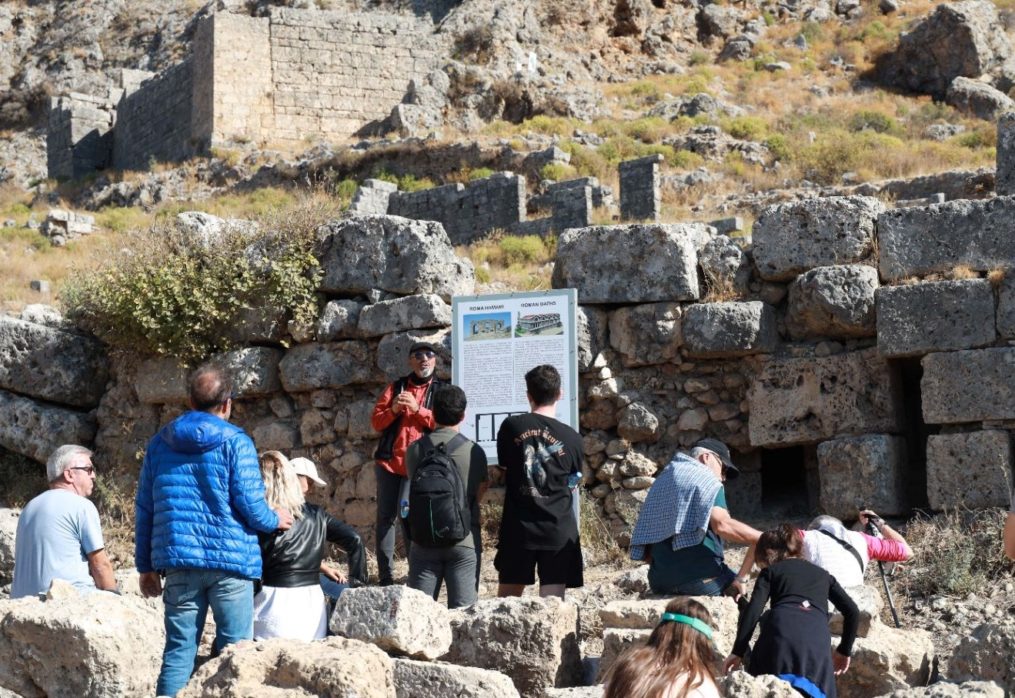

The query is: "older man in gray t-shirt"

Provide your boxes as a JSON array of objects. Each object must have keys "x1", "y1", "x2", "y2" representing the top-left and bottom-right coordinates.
[{"x1": 12, "y1": 445, "x2": 116, "y2": 598}]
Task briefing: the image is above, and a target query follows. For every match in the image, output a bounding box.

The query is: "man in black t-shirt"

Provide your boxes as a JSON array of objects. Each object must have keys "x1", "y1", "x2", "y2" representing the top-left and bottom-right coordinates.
[{"x1": 494, "y1": 364, "x2": 583, "y2": 599}]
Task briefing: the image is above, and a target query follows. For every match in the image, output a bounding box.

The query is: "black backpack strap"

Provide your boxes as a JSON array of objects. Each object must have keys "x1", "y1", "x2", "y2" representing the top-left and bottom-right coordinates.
[
  {"x1": 817, "y1": 529, "x2": 865, "y2": 572},
  {"x1": 442, "y1": 432, "x2": 469, "y2": 455}
]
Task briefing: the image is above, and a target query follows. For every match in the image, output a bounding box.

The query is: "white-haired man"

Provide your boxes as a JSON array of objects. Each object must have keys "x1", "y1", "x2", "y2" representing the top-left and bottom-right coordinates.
[
  {"x1": 629, "y1": 438, "x2": 760, "y2": 597},
  {"x1": 11, "y1": 444, "x2": 116, "y2": 598}
]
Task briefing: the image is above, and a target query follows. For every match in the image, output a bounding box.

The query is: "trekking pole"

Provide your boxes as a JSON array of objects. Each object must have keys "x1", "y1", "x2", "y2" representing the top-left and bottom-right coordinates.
[{"x1": 865, "y1": 515, "x2": 901, "y2": 628}]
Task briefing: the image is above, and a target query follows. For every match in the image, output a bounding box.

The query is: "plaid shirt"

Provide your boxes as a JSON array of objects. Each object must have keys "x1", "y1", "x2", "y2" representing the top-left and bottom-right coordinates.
[{"x1": 629, "y1": 452, "x2": 723, "y2": 561}]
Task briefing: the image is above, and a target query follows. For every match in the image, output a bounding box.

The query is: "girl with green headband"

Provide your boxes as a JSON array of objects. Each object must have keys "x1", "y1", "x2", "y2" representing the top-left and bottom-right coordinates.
[{"x1": 603, "y1": 597, "x2": 720, "y2": 698}]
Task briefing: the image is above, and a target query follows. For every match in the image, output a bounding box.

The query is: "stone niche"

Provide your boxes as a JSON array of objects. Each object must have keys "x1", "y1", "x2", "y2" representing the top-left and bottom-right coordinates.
[{"x1": 747, "y1": 348, "x2": 904, "y2": 448}]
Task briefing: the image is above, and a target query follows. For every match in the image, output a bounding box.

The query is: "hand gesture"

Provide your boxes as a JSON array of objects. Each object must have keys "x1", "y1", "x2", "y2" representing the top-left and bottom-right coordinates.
[
  {"x1": 833, "y1": 651, "x2": 851, "y2": 674},
  {"x1": 275, "y1": 507, "x2": 294, "y2": 531},
  {"x1": 139, "y1": 571, "x2": 162, "y2": 598},
  {"x1": 396, "y1": 391, "x2": 420, "y2": 415},
  {"x1": 321, "y1": 563, "x2": 346, "y2": 584},
  {"x1": 723, "y1": 654, "x2": 743, "y2": 674}
]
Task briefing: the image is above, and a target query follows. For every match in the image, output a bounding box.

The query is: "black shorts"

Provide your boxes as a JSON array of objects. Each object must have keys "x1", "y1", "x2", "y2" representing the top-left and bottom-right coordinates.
[{"x1": 494, "y1": 539, "x2": 584, "y2": 588}]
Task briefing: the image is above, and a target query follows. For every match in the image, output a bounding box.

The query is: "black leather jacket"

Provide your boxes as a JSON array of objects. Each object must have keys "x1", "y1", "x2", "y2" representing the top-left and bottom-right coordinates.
[{"x1": 258, "y1": 503, "x2": 344, "y2": 587}]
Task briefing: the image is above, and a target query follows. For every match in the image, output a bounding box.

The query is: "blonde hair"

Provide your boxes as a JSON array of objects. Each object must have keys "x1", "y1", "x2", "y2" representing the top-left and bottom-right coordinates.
[
  {"x1": 259, "y1": 451, "x2": 305, "y2": 519},
  {"x1": 603, "y1": 598, "x2": 718, "y2": 698}
]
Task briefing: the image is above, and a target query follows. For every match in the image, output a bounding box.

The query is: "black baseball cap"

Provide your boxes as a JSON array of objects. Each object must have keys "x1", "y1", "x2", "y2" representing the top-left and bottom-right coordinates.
[
  {"x1": 408, "y1": 341, "x2": 437, "y2": 354},
  {"x1": 694, "y1": 438, "x2": 740, "y2": 480}
]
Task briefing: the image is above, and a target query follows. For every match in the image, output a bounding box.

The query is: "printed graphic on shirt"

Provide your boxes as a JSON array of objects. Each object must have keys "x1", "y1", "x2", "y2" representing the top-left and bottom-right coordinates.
[{"x1": 521, "y1": 435, "x2": 566, "y2": 497}]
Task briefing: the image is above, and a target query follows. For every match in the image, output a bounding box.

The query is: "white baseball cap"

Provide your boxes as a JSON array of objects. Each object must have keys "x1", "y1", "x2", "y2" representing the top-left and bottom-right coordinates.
[{"x1": 290, "y1": 457, "x2": 327, "y2": 487}]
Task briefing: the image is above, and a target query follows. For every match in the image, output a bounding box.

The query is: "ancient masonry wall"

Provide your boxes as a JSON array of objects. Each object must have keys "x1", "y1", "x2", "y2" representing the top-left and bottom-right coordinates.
[
  {"x1": 49, "y1": 9, "x2": 439, "y2": 177},
  {"x1": 268, "y1": 9, "x2": 437, "y2": 144},
  {"x1": 112, "y1": 59, "x2": 195, "y2": 171},
  {"x1": 47, "y1": 93, "x2": 116, "y2": 180}
]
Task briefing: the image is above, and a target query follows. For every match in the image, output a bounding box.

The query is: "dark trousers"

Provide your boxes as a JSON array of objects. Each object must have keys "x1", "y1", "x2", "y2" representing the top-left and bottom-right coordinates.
[
  {"x1": 329, "y1": 518, "x2": 368, "y2": 586},
  {"x1": 375, "y1": 464, "x2": 408, "y2": 585}
]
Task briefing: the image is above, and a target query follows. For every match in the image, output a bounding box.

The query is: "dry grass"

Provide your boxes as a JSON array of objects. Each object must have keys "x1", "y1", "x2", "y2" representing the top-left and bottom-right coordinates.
[{"x1": 988, "y1": 267, "x2": 1007, "y2": 288}]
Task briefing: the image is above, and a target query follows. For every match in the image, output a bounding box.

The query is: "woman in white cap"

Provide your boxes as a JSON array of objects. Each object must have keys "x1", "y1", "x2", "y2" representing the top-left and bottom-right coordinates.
[{"x1": 253, "y1": 451, "x2": 365, "y2": 641}]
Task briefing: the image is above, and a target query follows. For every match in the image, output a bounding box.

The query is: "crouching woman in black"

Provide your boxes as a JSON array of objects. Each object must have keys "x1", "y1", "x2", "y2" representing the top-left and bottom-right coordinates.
[{"x1": 723, "y1": 523, "x2": 859, "y2": 698}]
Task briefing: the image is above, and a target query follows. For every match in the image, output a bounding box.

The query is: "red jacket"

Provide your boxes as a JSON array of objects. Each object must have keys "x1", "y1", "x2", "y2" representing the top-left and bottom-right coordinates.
[{"x1": 370, "y1": 377, "x2": 437, "y2": 477}]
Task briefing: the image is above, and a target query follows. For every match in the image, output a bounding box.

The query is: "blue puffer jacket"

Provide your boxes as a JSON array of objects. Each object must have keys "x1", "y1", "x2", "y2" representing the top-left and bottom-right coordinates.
[{"x1": 135, "y1": 411, "x2": 279, "y2": 579}]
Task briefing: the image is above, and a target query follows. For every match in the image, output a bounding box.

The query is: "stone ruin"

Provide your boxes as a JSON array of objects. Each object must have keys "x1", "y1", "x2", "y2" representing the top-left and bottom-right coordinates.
[{"x1": 47, "y1": 9, "x2": 440, "y2": 179}]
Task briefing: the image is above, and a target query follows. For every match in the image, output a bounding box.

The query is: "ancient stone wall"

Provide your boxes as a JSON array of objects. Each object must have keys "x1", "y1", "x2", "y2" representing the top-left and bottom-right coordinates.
[
  {"x1": 112, "y1": 59, "x2": 195, "y2": 172},
  {"x1": 46, "y1": 93, "x2": 116, "y2": 180},
  {"x1": 267, "y1": 8, "x2": 438, "y2": 144}
]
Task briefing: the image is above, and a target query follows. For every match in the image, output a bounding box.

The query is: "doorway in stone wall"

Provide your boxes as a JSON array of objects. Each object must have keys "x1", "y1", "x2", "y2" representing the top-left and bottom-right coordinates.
[
  {"x1": 759, "y1": 445, "x2": 814, "y2": 520},
  {"x1": 892, "y1": 357, "x2": 935, "y2": 510}
]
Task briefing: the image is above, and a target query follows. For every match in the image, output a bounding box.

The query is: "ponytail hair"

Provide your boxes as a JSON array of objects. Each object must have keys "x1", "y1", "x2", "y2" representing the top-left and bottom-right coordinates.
[{"x1": 603, "y1": 597, "x2": 718, "y2": 698}]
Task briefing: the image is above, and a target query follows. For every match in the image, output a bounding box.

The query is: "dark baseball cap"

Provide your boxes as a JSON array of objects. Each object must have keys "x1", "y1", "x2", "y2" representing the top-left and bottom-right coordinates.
[
  {"x1": 408, "y1": 341, "x2": 437, "y2": 354},
  {"x1": 694, "y1": 437, "x2": 740, "y2": 480}
]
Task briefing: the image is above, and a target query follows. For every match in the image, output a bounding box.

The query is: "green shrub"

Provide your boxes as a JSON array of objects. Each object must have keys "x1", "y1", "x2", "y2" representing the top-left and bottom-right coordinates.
[
  {"x1": 689, "y1": 50, "x2": 711, "y2": 66},
  {"x1": 722, "y1": 115, "x2": 768, "y2": 141},
  {"x1": 333, "y1": 178, "x2": 359, "y2": 206},
  {"x1": 521, "y1": 115, "x2": 576, "y2": 137},
  {"x1": 764, "y1": 134, "x2": 792, "y2": 161},
  {"x1": 64, "y1": 205, "x2": 324, "y2": 361},
  {"x1": 95, "y1": 206, "x2": 152, "y2": 234},
  {"x1": 468, "y1": 167, "x2": 496, "y2": 181},
  {"x1": 624, "y1": 116, "x2": 671, "y2": 144},
  {"x1": 499, "y1": 235, "x2": 549, "y2": 265},
  {"x1": 848, "y1": 109, "x2": 901, "y2": 135},
  {"x1": 539, "y1": 162, "x2": 576, "y2": 181}
]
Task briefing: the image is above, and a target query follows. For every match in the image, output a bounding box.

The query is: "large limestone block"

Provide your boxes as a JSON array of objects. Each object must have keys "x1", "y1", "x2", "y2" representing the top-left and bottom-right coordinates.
[
  {"x1": 786, "y1": 265, "x2": 879, "y2": 339},
  {"x1": 876, "y1": 682, "x2": 1005, "y2": 697},
  {"x1": 721, "y1": 671, "x2": 798, "y2": 697},
  {"x1": 357, "y1": 293, "x2": 451, "y2": 337},
  {"x1": 946, "y1": 77, "x2": 1015, "y2": 120},
  {"x1": 330, "y1": 585, "x2": 452, "y2": 660},
  {"x1": 926, "y1": 430, "x2": 1012, "y2": 509},
  {"x1": 279, "y1": 341, "x2": 374, "y2": 392},
  {"x1": 836, "y1": 624, "x2": 934, "y2": 697},
  {"x1": 0, "y1": 593, "x2": 164, "y2": 698},
  {"x1": 598, "y1": 627, "x2": 649, "y2": 682},
  {"x1": 998, "y1": 273, "x2": 1015, "y2": 338},
  {"x1": 748, "y1": 349, "x2": 903, "y2": 447},
  {"x1": 874, "y1": 1, "x2": 1013, "y2": 98},
  {"x1": 442, "y1": 596, "x2": 582, "y2": 698},
  {"x1": 577, "y1": 305, "x2": 608, "y2": 372},
  {"x1": 752, "y1": 197, "x2": 884, "y2": 281},
  {"x1": 376, "y1": 328, "x2": 451, "y2": 382},
  {"x1": 948, "y1": 621, "x2": 1015, "y2": 690},
  {"x1": 999, "y1": 112, "x2": 1015, "y2": 197},
  {"x1": 682, "y1": 301, "x2": 777, "y2": 358},
  {"x1": 598, "y1": 596, "x2": 739, "y2": 655},
  {"x1": 393, "y1": 659, "x2": 519, "y2": 698},
  {"x1": 133, "y1": 357, "x2": 188, "y2": 404},
  {"x1": 876, "y1": 279, "x2": 996, "y2": 357},
  {"x1": 878, "y1": 197, "x2": 1015, "y2": 282},
  {"x1": 831, "y1": 585, "x2": 883, "y2": 639},
  {"x1": 317, "y1": 299, "x2": 366, "y2": 341},
  {"x1": 0, "y1": 316, "x2": 109, "y2": 408},
  {"x1": 817, "y1": 435, "x2": 907, "y2": 519},
  {"x1": 0, "y1": 508, "x2": 18, "y2": 585},
  {"x1": 552, "y1": 224, "x2": 712, "y2": 302},
  {"x1": 178, "y1": 636, "x2": 394, "y2": 698},
  {"x1": 0, "y1": 390, "x2": 97, "y2": 464},
  {"x1": 921, "y1": 348, "x2": 1015, "y2": 423},
  {"x1": 212, "y1": 347, "x2": 283, "y2": 397},
  {"x1": 317, "y1": 215, "x2": 475, "y2": 301},
  {"x1": 608, "y1": 303, "x2": 682, "y2": 366}
]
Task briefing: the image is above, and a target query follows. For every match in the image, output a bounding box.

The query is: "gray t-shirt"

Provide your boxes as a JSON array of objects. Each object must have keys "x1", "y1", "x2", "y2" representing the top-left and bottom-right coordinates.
[
  {"x1": 405, "y1": 427, "x2": 488, "y2": 549},
  {"x1": 11, "y1": 489, "x2": 105, "y2": 598}
]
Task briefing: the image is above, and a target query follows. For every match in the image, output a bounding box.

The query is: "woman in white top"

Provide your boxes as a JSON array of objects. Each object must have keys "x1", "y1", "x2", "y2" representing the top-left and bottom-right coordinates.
[
  {"x1": 603, "y1": 597, "x2": 721, "y2": 698},
  {"x1": 802, "y1": 511, "x2": 911, "y2": 588}
]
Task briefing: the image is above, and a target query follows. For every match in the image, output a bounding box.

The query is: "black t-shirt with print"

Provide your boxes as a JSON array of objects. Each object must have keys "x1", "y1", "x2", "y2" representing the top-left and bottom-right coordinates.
[{"x1": 496, "y1": 412, "x2": 583, "y2": 551}]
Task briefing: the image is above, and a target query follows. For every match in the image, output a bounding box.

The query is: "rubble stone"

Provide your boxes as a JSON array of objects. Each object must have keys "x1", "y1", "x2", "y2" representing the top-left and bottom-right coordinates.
[
  {"x1": 393, "y1": 659, "x2": 519, "y2": 698},
  {"x1": 948, "y1": 621, "x2": 1015, "y2": 690},
  {"x1": 926, "y1": 430, "x2": 1012, "y2": 509},
  {"x1": 133, "y1": 357, "x2": 189, "y2": 404},
  {"x1": 0, "y1": 390, "x2": 96, "y2": 464},
  {"x1": 330, "y1": 585, "x2": 453, "y2": 660},
  {"x1": 442, "y1": 596, "x2": 582, "y2": 698},
  {"x1": 357, "y1": 293, "x2": 451, "y2": 337},
  {"x1": 279, "y1": 341, "x2": 374, "y2": 392},
  {"x1": 609, "y1": 303, "x2": 682, "y2": 367},
  {"x1": 838, "y1": 624, "x2": 934, "y2": 696}
]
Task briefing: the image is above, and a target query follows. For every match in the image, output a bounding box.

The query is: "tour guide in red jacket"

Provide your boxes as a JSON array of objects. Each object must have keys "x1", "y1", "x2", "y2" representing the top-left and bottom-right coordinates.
[
  {"x1": 135, "y1": 364, "x2": 294, "y2": 697},
  {"x1": 370, "y1": 341, "x2": 443, "y2": 585}
]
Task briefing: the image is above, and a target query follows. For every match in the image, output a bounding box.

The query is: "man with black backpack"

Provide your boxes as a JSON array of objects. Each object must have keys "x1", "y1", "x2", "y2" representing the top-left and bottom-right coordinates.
[
  {"x1": 404, "y1": 383, "x2": 488, "y2": 608},
  {"x1": 370, "y1": 342, "x2": 445, "y2": 586}
]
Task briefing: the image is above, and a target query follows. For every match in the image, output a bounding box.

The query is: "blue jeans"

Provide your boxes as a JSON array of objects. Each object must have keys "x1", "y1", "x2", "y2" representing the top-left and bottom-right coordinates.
[
  {"x1": 156, "y1": 568, "x2": 254, "y2": 697},
  {"x1": 666, "y1": 565, "x2": 738, "y2": 596}
]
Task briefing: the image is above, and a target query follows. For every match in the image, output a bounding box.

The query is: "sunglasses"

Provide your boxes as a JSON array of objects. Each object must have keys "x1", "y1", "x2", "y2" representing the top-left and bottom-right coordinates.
[
  {"x1": 411, "y1": 350, "x2": 436, "y2": 360},
  {"x1": 70, "y1": 466, "x2": 96, "y2": 475}
]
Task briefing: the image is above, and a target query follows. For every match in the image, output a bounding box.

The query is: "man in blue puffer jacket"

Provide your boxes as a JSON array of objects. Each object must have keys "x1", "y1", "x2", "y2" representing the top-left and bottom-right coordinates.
[{"x1": 135, "y1": 363, "x2": 294, "y2": 697}]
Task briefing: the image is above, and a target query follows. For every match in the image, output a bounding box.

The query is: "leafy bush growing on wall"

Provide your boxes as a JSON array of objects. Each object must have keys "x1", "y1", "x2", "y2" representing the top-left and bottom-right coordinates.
[{"x1": 63, "y1": 206, "x2": 325, "y2": 361}]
